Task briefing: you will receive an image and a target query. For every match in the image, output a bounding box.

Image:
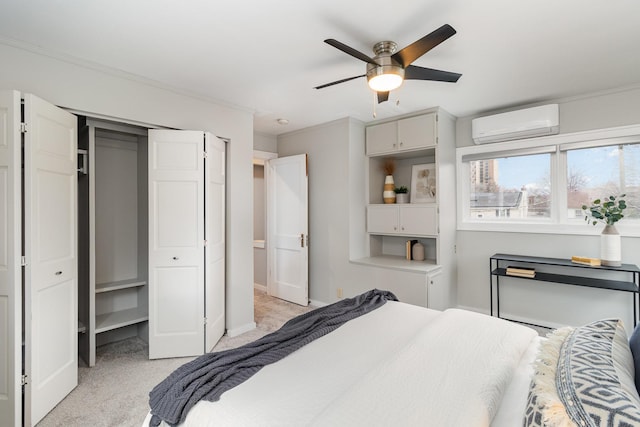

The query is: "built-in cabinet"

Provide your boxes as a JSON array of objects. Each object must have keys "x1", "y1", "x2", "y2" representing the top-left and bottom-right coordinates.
[
  {"x1": 365, "y1": 113, "x2": 437, "y2": 155},
  {"x1": 367, "y1": 205, "x2": 437, "y2": 236},
  {"x1": 356, "y1": 109, "x2": 457, "y2": 310}
]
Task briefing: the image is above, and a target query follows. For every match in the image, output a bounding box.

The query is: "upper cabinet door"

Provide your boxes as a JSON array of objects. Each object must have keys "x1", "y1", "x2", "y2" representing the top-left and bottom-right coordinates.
[
  {"x1": 23, "y1": 93, "x2": 78, "y2": 426},
  {"x1": 366, "y1": 113, "x2": 437, "y2": 156},
  {"x1": 366, "y1": 121, "x2": 397, "y2": 155},
  {"x1": 148, "y1": 130, "x2": 206, "y2": 359},
  {"x1": 397, "y1": 113, "x2": 437, "y2": 151},
  {"x1": 0, "y1": 90, "x2": 21, "y2": 427}
]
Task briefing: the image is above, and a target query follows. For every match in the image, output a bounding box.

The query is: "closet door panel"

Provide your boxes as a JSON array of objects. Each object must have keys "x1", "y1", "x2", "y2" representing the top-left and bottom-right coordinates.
[
  {"x1": 0, "y1": 90, "x2": 21, "y2": 427},
  {"x1": 205, "y1": 134, "x2": 225, "y2": 351},
  {"x1": 148, "y1": 130, "x2": 205, "y2": 359},
  {"x1": 23, "y1": 94, "x2": 77, "y2": 426}
]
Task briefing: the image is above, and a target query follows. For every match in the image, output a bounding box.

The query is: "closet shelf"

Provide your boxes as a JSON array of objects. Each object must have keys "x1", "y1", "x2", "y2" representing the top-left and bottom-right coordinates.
[
  {"x1": 95, "y1": 307, "x2": 148, "y2": 334},
  {"x1": 95, "y1": 279, "x2": 147, "y2": 294}
]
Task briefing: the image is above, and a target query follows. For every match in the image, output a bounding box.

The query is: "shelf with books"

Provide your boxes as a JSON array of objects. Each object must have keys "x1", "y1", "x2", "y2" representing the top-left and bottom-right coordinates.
[{"x1": 489, "y1": 253, "x2": 640, "y2": 328}]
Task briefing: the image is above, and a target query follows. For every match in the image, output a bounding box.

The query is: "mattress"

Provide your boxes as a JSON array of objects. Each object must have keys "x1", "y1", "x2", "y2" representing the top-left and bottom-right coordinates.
[{"x1": 143, "y1": 301, "x2": 538, "y2": 426}]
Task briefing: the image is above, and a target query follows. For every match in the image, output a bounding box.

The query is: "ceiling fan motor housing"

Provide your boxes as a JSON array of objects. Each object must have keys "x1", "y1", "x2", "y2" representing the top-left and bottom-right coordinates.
[{"x1": 366, "y1": 41, "x2": 405, "y2": 90}]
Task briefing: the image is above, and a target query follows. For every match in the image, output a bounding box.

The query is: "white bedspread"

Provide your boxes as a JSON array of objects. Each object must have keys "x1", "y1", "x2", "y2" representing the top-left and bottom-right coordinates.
[
  {"x1": 309, "y1": 309, "x2": 537, "y2": 426},
  {"x1": 143, "y1": 304, "x2": 538, "y2": 427}
]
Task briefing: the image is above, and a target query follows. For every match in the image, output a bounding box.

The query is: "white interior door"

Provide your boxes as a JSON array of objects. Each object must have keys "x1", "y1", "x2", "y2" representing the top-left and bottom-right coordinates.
[
  {"x1": 267, "y1": 154, "x2": 309, "y2": 306},
  {"x1": 205, "y1": 134, "x2": 225, "y2": 352},
  {"x1": 148, "y1": 130, "x2": 205, "y2": 359},
  {"x1": 0, "y1": 90, "x2": 21, "y2": 427},
  {"x1": 23, "y1": 93, "x2": 78, "y2": 426}
]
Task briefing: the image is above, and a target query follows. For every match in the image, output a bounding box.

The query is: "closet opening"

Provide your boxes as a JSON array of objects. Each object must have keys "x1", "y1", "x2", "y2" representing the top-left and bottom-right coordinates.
[{"x1": 77, "y1": 116, "x2": 150, "y2": 367}]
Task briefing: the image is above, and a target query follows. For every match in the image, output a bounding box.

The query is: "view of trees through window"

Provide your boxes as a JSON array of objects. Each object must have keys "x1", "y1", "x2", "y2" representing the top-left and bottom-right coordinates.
[
  {"x1": 567, "y1": 143, "x2": 640, "y2": 221},
  {"x1": 469, "y1": 153, "x2": 551, "y2": 219}
]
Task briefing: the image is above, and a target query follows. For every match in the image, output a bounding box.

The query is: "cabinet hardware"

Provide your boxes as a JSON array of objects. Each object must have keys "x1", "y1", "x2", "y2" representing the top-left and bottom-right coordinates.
[
  {"x1": 172, "y1": 256, "x2": 179, "y2": 260},
  {"x1": 21, "y1": 374, "x2": 28, "y2": 386},
  {"x1": 55, "y1": 271, "x2": 62, "y2": 276},
  {"x1": 300, "y1": 233, "x2": 305, "y2": 248}
]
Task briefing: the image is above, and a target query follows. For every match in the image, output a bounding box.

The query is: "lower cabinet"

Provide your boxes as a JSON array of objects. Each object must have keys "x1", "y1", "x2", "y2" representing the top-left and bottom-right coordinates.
[
  {"x1": 367, "y1": 204, "x2": 437, "y2": 236},
  {"x1": 427, "y1": 269, "x2": 446, "y2": 310}
]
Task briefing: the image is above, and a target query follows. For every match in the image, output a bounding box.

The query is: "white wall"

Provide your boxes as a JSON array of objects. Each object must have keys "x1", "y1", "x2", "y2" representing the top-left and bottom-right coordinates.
[
  {"x1": 277, "y1": 118, "x2": 432, "y2": 306},
  {"x1": 0, "y1": 41, "x2": 256, "y2": 334},
  {"x1": 254, "y1": 132, "x2": 277, "y2": 152},
  {"x1": 456, "y1": 86, "x2": 640, "y2": 329}
]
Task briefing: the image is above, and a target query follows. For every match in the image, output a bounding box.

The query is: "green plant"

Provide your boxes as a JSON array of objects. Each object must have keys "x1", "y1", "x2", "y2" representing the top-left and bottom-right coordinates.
[
  {"x1": 582, "y1": 194, "x2": 627, "y2": 226},
  {"x1": 394, "y1": 186, "x2": 408, "y2": 194}
]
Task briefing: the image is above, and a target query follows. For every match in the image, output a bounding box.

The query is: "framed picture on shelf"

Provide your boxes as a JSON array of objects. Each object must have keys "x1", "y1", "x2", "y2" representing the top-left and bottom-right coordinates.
[{"x1": 410, "y1": 163, "x2": 436, "y2": 203}]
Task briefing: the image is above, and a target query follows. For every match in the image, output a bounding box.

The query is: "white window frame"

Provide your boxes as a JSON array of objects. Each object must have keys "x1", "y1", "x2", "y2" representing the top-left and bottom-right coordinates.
[{"x1": 456, "y1": 124, "x2": 640, "y2": 236}]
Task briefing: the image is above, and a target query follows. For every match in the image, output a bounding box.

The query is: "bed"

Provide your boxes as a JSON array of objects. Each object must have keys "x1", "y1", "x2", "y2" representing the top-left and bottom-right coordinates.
[{"x1": 143, "y1": 290, "x2": 640, "y2": 427}]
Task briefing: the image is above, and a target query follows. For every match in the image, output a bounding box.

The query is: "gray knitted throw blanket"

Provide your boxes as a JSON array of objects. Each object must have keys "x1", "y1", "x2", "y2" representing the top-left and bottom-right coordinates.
[{"x1": 148, "y1": 289, "x2": 397, "y2": 426}]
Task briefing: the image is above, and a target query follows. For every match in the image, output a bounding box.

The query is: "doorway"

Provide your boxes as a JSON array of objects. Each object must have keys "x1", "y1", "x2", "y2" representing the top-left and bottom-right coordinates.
[{"x1": 253, "y1": 150, "x2": 278, "y2": 293}]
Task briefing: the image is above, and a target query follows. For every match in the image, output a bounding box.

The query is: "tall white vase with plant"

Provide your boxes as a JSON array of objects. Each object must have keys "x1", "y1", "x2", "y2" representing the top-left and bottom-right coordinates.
[{"x1": 582, "y1": 194, "x2": 627, "y2": 266}]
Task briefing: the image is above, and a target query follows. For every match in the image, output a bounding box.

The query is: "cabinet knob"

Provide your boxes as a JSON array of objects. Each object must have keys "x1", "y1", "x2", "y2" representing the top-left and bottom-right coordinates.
[
  {"x1": 172, "y1": 256, "x2": 179, "y2": 260},
  {"x1": 55, "y1": 271, "x2": 62, "y2": 276},
  {"x1": 401, "y1": 226, "x2": 405, "y2": 231},
  {"x1": 399, "y1": 141, "x2": 403, "y2": 147},
  {"x1": 393, "y1": 226, "x2": 397, "y2": 231}
]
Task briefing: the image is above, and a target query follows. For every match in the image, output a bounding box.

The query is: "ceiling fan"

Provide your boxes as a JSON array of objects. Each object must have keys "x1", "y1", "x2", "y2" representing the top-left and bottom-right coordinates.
[{"x1": 315, "y1": 24, "x2": 462, "y2": 103}]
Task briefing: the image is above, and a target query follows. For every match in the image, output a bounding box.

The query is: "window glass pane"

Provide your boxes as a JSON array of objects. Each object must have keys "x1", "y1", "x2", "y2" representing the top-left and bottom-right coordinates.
[
  {"x1": 567, "y1": 143, "x2": 640, "y2": 220},
  {"x1": 469, "y1": 153, "x2": 551, "y2": 219}
]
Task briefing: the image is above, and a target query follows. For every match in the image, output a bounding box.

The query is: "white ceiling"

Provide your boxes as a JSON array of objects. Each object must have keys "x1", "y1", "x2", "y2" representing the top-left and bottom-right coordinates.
[{"x1": 1, "y1": 1, "x2": 639, "y2": 135}]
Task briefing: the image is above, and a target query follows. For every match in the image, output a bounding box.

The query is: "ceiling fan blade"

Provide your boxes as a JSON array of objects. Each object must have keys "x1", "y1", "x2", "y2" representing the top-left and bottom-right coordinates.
[
  {"x1": 314, "y1": 74, "x2": 366, "y2": 90},
  {"x1": 324, "y1": 39, "x2": 379, "y2": 65},
  {"x1": 377, "y1": 91, "x2": 389, "y2": 103},
  {"x1": 392, "y1": 24, "x2": 457, "y2": 67},
  {"x1": 405, "y1": 65, "x2": 461, "y2": 83}
]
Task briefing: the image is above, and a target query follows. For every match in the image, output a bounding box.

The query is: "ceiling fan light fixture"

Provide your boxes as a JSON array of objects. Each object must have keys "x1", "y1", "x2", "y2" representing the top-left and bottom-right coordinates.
[{"x1": 367, "y1": 64, "x2": 405, "y2": 92}]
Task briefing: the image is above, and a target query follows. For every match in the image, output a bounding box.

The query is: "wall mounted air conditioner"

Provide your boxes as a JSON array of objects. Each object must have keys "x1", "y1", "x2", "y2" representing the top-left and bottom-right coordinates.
[{"x1": 472, "y1": 104, "x2": 559, "y2": 144}]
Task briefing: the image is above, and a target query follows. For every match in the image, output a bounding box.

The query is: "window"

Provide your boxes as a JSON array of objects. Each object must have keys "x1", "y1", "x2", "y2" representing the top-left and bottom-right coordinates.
[
  {"x1": 456, "y1": 125, "x2": 640, "y2": 234},
  {"x1": 469, "y1": 153, "x2": 551, "y2": 220},
  {"x1": 565, "y1": 142, "x2": 640, "y2": 221}
]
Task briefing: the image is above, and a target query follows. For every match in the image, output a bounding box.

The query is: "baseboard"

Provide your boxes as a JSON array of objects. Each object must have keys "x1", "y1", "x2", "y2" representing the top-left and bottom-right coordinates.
[
  {"x1": 254, "y1": 283, "x2": 267, "y2": 293},
  {"x1": 309, "y1": 299, "x2": 328, "y2": 308},
  {"x1": 226, "y1": 321, "x2": 257, "y2": 338}
]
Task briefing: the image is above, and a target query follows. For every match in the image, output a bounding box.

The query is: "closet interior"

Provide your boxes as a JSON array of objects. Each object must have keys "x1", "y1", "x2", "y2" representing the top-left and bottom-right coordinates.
[{"x1": 77, "y1": 117, "x2": 150, "y2": 367}]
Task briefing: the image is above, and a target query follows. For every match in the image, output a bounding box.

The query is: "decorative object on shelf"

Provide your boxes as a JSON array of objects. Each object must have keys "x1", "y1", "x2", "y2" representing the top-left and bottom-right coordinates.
[
  {"x1": 582, "y1": 194, "x2": 627, "y2": 267},
  {"x1": 405, "y1": 239, "x2": 418, "y2": 260},
  {"x1": 570, "y1": 255, "x2": 601, "y2": 266},
  {"x1": 505, "y1": 266, "x2": 535, "y2": 278},
  {"x1": 382, "y1": 158, "x2": 396, "y2": 204},
  {"x1": 410, "y1": 163, "x2": 436, "y2": 203},
  {"x1": 395, "y1": 186, "x2": 409, "y2": 204},
  {"x1": 412, "y1": 242, "x2": 425, "y2": 261}
]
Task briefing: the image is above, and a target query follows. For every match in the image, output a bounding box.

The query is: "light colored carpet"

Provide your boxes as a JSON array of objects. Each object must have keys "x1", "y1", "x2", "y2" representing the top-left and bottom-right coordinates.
[{"x1": 37, "y1": 289, "x2": 312, "y2": 427}]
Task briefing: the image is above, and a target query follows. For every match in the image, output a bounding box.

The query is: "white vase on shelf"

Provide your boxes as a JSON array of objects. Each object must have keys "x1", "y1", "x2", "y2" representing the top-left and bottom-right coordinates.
[{"x1": 600, "y1": 224, "x2": 621, "y2": 267}]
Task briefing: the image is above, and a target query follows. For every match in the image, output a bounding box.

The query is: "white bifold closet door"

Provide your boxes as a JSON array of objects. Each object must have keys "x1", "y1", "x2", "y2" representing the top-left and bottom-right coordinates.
[
  {"x1": 0, "y1": 90, "x2": 22, "y2": 427},
  {"x1": 24, "y1": 94, "x2": 77, "y2": 426},
  {"x1": 148, "y1": 130, "x2": 225, "y2": 359}
]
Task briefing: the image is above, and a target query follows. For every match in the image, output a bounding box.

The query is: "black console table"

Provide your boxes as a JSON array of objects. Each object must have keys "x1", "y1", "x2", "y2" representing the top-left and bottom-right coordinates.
[{"x1": 490, "y1": 253, "x2": 640, "y2": 328}]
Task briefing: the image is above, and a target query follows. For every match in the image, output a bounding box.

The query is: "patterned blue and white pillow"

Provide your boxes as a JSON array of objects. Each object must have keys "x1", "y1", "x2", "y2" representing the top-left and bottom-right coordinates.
[{"x1": 524, "y1": 319, "x2": 640, "y2": 427}]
